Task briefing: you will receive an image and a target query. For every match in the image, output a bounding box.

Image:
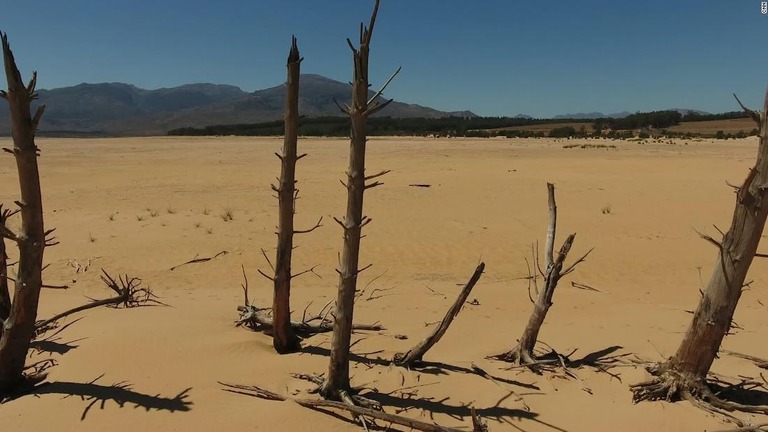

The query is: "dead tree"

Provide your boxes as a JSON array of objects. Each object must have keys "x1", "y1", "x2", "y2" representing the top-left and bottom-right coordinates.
[
  {"x1": 271, "y1": 36, "x2": 305, "y2": 354},
  {"x1": 631, "y1": 91, "x2": 768, "y2": 416},
  {"x1": 322, "y1": 0, "x2": 399, "y2": 399},
  {"x1": 0, "y1": 33, "x2": 50, "y2": 392},
  {"x1": 394, "y1": 263, "x2": 485, "y2": 367},
  {"x1": 496, "y1": 183, "x2": 591, "y2": 366}
]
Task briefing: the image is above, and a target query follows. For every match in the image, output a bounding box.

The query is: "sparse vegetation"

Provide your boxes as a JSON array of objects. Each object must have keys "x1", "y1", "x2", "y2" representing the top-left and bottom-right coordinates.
[
  {"x1": 601, "y1": 205, "x2": 612, "y2": 215},
  {"x1": 221, "y1": 208, "x2": 234, "y2": 222}
]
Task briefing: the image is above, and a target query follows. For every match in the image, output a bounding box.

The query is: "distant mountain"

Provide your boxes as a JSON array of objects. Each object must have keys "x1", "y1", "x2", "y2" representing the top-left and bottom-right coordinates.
[
  {"x1": 552, "y1": 108, "x2": 709, "y2": 120},
  {"x1": 0, "y1": 74, "x2": 476, "y2": 136}
]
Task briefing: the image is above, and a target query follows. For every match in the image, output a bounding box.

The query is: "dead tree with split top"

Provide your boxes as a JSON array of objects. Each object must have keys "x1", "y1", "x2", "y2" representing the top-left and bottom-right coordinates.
[
  {"x1": 321, "y1": 0, "x2": 400, "y2": 399},
  {"x1": 495, "y1": 183, "x2": 591, "y2": 367}
]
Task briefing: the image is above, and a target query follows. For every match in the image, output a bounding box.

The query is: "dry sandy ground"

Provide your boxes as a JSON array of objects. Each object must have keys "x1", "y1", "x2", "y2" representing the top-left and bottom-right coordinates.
[{"x1": 0, "y1": 135, "x2": 767, "y2": 431}]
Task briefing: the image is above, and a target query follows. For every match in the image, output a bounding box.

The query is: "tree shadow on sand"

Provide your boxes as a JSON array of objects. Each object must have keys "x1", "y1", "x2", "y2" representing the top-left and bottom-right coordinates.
[
  {"x1": 2, "y1": 374, "x2": 193, "y2": 420},
  {"x1": 362, "y1": 390, "x2": 568, "y2": 432}
]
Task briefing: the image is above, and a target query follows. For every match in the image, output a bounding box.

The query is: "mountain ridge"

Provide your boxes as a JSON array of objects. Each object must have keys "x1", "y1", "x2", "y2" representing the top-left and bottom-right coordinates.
[{"x1": 0, "y1": 75, "x2": 476, "y2": 136}]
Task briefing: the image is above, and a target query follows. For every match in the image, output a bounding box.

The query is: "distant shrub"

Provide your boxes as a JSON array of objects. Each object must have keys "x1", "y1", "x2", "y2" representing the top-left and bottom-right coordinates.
[{"x1": 549, "y1": 126, "x2": 577, "y2": 138}]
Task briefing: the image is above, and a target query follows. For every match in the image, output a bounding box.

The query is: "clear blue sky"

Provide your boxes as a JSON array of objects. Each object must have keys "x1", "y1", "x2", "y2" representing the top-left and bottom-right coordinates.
[{"x1": 2, "y1": 0, "x2": 767, "y2": 117}]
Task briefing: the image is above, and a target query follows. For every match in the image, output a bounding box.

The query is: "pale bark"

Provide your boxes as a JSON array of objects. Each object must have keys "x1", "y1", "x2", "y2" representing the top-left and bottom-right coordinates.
[
  {"x1": 272, "y1": 36, "x2": 302, "y2": 354},
  {"x1": 498, "y1": 183, "x2": 589, "y2": 365},
  {"x1": 0, "y1": 33, "x2": 47, "y2": 392}
]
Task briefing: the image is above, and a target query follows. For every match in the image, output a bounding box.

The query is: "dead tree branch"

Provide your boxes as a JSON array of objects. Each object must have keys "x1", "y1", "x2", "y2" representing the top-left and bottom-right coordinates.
[
  {"x1": 169, "y1": 251, "x2": 228, "y2": 271},
  {"x1": 35, "y1": 270, "x2": 166, "y2": 330},
  {"x1": 394, "y1": 263, "x2": 485, "y2": 366},
  {"x1": 495, "y1": 183, "x2": 591, "y2": 368},
  {"x1": 219, "y1": 382, "x2": 487, "y2": 432}
]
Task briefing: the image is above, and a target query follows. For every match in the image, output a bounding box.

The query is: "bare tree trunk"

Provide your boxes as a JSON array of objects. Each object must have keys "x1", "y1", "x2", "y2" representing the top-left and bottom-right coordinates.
[
  {"x1": 322, "y1": 0, "x2": 398, "y2": 398},
  {"x1": 0, "y1": 33, "x2": 47, "y2": 392},
  {"x1": 394, "y1": 263, "x2": 485, "y2": 366},
  {"x1": 497, "y1": 183, "x2": 590, "y2": 365},
  {"x1": 633, "y1": 91, "x2": 768, "y2": 403},
  {"x1": 272, "y1": 36, "x2": 302, "y2": 354}
]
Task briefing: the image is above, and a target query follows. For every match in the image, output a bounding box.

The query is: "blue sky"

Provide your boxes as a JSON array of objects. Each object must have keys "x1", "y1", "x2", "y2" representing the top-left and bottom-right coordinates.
[{"x1": 2, "y1": 0, "x2": 767, "y2": 117}]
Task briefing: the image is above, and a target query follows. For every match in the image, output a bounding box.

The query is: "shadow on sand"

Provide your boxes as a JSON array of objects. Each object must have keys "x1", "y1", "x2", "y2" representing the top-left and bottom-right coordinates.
[
  {"x1": 299, "y1": 344, "x2": 572, "y2": 431},
  {"x1": 3, "y1": 374, "x2": 192, "y2": 420}
]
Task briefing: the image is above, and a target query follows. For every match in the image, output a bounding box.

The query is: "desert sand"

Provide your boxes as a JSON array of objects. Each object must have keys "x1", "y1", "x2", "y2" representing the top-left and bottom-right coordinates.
[{"x1": 0, "y1": 135, "x2": 766, "y2": 431}]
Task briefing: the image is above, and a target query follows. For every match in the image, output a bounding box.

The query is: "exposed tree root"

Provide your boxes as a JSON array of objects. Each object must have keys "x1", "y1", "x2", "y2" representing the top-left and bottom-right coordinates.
[
  {"x1": 632, "y1": 363, "x2": 768, "y2": 427},
  {"x1": 219, "y1": 382, "x2": 488, "y2": 432}
]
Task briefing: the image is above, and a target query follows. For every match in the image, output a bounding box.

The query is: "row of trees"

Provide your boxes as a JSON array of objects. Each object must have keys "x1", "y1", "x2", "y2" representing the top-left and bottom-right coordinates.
[{"x1": 168, "y1": 111, "x2": 750, "y2": 138}]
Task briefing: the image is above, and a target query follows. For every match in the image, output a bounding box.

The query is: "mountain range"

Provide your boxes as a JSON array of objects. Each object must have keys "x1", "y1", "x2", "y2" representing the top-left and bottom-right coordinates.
[
  {"x1": 0, "y1": 74, "x2": 475, "y2": 136},
  {"x1": 0, "y1": 74, "x2": 714, "y2": 136}
]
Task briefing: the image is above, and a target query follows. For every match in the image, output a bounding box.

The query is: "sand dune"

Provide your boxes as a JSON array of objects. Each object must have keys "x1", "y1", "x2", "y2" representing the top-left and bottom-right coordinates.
[{"x1": 0, "y1": 136, "x2": 767, "y2": 431}]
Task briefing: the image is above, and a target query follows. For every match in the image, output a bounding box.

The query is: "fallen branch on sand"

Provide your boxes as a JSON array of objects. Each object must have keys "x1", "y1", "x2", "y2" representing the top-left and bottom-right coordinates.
[
  {"x1": 35, "y1": 270, "x2": 166, "y2": 331},
  {"x1": 235, "y1": 268, "x2": 383, "y2": 337},
  {"x1": 219, "y1": 382, "x2": 488, "y2": 432},
  {"x1": 169, "y1": 251, "x2": 228, "y2": 271}
]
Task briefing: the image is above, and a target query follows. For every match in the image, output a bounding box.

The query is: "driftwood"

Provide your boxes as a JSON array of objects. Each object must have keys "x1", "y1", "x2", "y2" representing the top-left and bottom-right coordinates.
[
  {"x1": 631, "y1": 91, "x2": 768, "y2": 424},
  {"x1": 0, "y1": 32, "x2": 50, "y2": 392},
  {"x1": 169, "y1": 251, "x2": 228, "y2": 271},
  {"x1": 219, "y1": 382, "x2": 488, "y2": 432},
  {"x1": 236, "y1": 267, "x2": 383, "y2": 337},
  {"x1": 394, "y1": 263, "x2": 485, "y2": 366},
  {"x1": 323, "y1": 0, "x2": 400, "y2": 399},
  {"x1": 236, "y1": 303, "x2": 383, "y2": 337},
  {"x1": 495, "y1": 183, "x2": 591, "y2": 367},
  {"x1": 35, "y1": 270, "x2": 165, "y2": 331}
]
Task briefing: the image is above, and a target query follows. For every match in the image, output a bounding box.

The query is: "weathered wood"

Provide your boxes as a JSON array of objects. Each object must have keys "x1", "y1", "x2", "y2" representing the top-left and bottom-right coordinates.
[
  {"x1": 324, "y1": 0, "x2": 397, "y2": 399},
  {"x1": 219, "y1": 382, "x2": 487, "y2": 432},
  {"x1": 35, "y1": 270, "x2": 163, "y2": 331},
  {"x1": 498, "y1": 184, "x2": 590, "y2": 365},
  {"x1": 272, "y1": 36, "x2": 303, "y2": 354},
  {"x1": 394, "y1": 263, "x2": 485, "y2": 366},
  {"x1": 236, "y1": 304, "x2": 384, "y2": 336},
  {"x1": 632, "y1": 89, "x2": 768, "y2": 404},
  {"x1": 0, "y1": 33, "x2": 47, "y2": 392}
]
